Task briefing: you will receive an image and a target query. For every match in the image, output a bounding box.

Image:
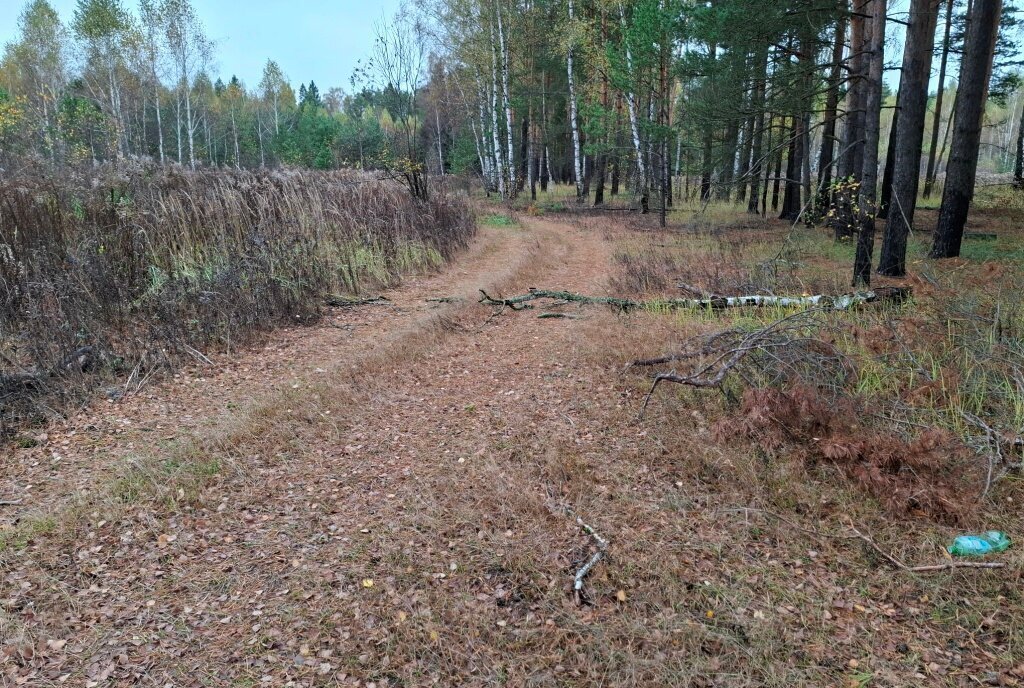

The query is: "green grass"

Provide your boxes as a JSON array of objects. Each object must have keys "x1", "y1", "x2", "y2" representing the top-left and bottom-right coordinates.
[{"x1": 481, "y1": 213, "x2": 518, "y2": 227}]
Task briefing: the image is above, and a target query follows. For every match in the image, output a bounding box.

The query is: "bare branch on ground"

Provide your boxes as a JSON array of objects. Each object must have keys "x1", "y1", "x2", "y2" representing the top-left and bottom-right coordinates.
[{"x1": 724, "y1": 508, "x2": 1007, "y2": 573}]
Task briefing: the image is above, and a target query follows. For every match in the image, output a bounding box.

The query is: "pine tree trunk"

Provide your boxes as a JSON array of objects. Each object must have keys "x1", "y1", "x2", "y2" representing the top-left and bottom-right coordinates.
[
  {"x1": 932, "y1": 0, "x2": 1004, "y2": 258},
  {"x1": 877, "y1": 82, "x2": 901, "y2": 220},
  {"x1": 924, "y1": 0, "x2": 954, "y2": 198},
  {"x1": 771, "y1": 119, "x2": 784, "y2": 212},
  {"x1": 877, "y1": 0, "x2": 941, "y2": 276},
  {"x1": 611, "y1": 92, "x2": 623, "y2": 196},
  {"x1": 839, "y1": 8, "x2": 867, "y2": 181},
  {"x1": 718, "y1": 118, "x2": 739, "y2": 201},
  {"x1": 528, "y1": 105, "x2": 536, "y2": 200},
  {"x1": 780, "y1": 117, "x2": 802, "y2": 221},
  {"x1": 748, "y1": 48, "x2": 769, "y2": 214},
  {"x1": 853, "y1": 0, "x2": 886, "y2": 286},
  {"x1": 700, "y1": 126, "x2": 714, "y2": 202},
  {"x1": 817, "y1": 7, "x2": 847, "y2": 207},
  {"x1": 541, "y1": 76, "x2": 551, "y2": 192},
  {"x1": 737, "y1": 119, "x2": 753, "y2": 203}
]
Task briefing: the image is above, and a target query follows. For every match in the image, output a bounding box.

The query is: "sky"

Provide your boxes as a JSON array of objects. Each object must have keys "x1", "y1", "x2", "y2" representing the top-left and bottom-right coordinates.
[{"x1": 0, "y1": 0, "x2": 403, "y2": 92}]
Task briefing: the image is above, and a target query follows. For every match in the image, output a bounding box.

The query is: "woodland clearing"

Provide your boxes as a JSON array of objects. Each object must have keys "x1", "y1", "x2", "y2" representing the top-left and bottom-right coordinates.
[{"x1": 3, "y1": 193, "x2": 1023, "y2": 687}]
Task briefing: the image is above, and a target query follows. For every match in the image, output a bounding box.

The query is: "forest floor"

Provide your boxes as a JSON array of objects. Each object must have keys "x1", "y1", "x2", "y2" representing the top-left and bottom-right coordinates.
[{"x1": 2, "y1": 197, "x2": 1024, "y2": 687}]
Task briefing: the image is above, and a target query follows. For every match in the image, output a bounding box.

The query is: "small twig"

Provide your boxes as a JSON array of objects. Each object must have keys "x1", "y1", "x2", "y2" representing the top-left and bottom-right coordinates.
[
  {"x1": 549, "y1": 502, "x2": 610, "y2": 605},
  {"x1": 0, "y1": 499, "x2": 24, "y2": 506},
  {"x1": 181, "y1": 344, "x2": 214, "y2": 367}
]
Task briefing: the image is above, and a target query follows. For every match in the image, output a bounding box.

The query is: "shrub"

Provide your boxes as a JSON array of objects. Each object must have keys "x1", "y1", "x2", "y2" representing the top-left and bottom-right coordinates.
[{"x1": 0, "y1": 165, "x2": 475, "y2": 433}]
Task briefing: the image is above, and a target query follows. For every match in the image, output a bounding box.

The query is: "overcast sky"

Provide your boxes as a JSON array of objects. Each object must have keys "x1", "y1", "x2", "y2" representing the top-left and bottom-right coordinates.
[{"x1": 0, "y1": 0, "x2": 403, "y2": 92}]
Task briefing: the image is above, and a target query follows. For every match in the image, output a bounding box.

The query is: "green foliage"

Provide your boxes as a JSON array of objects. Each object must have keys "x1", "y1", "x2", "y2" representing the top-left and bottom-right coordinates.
[{"x1": 481, "y1": 213, "x2": 517, "y2": 227}]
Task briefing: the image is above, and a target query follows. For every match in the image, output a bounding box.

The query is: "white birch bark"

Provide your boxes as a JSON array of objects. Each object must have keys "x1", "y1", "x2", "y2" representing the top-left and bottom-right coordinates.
[
  {"x1": 489, "y1": 20, "x2": 506, "y2": 198},
  {"x1": 436, "y1": 108, "x2": 445, "y2": 175},
  {"x1": 154, "y1": 83, "x2": 165, "y2": 164},
  {"x1": 496, "y1": 2, "x2": 516, "y2": 194},
  {"x1": 619, "y1": 4, "x2": 647, "y2": 195},
  {"x1": 567, "y1": 0, "x2": 584, "y2": 201}
]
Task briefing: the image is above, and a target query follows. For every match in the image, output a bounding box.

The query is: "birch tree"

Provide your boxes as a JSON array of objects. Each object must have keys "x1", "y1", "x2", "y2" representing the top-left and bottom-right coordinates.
[{"x1": 160, "y1": 0, "x2": 211, "y2": 169}]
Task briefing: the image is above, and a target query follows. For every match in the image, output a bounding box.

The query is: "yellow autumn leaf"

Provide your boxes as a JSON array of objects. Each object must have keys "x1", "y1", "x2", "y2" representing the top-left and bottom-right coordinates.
[{"x1": 362, "y1": 578, "x2": 374, "y2": 588}]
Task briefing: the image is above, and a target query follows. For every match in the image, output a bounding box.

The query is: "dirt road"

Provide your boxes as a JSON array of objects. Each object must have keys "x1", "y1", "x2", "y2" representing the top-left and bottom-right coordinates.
[{"x1": 2, "y1": 214, "x2": 1017, "y2": 687}]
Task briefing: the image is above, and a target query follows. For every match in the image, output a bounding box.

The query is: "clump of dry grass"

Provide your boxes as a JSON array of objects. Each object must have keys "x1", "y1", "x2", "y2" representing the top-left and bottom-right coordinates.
[
  {"x1": 0, "y1": 166, "x2": 475, "y2": 434},
  {"x1": 614, "y1": 203, "x2": 1024, "y2": 522}
]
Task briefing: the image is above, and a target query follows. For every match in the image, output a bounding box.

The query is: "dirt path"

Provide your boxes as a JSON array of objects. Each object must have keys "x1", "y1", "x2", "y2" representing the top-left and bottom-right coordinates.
[
  {"x1": 3, "y1": 214, "x2": 1019, "y2": 687},
  {"x1": 0, "y1": 220, "x2": 542, "y2": 529},
  {"x1": 1, "y1": 214, "x2": 636, "y2": 685}
]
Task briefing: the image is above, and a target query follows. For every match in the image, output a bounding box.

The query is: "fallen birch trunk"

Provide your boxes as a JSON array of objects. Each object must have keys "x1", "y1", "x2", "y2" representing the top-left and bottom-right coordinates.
[{"x1": 479, "y1": 286, "x2": 910, "y2": 313}]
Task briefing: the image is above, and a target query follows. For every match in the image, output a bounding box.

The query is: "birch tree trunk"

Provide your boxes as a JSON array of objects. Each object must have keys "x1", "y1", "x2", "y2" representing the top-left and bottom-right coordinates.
[
  {"x1": 176, "y1": 96, "x2": 183, "y2": 164},
  {"x1": 185, "y1": 83, "x2": 195, "y2": 169},
  {"x1": 154, "y1": 83, "x2": 165, "y2": 164},
  {"x1": 489, "y1": 21, "x2": 506, "y2": 198},
  {"x1": 496, "y1": 2, "x2": 516, "y2": 195},
  {"x1": 436, "y1": 108, "x2": 445, "y2": 175},
  {"x1": 567, "y1": 0, "x2": 584, "y2": 202},
  {"x1": 619, "y1": 3, "x2": 649, "y2": 213}
]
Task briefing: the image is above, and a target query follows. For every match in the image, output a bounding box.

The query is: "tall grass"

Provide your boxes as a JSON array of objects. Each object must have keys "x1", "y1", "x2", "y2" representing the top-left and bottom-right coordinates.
[{"x1": 0, "y1": 166, "x2": 475, "y2": 433}]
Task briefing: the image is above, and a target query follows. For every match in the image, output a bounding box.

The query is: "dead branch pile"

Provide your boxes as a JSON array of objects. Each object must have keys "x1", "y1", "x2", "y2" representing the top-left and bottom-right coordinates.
[{"x1": 632, "y1": 310, "x2": 853, "y2": 413}]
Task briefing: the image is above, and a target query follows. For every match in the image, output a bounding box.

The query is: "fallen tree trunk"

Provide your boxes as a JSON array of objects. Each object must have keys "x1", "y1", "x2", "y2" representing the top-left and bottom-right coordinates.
[{"x1": 479, "y1": 286, "x2": 911, "y2": 313}]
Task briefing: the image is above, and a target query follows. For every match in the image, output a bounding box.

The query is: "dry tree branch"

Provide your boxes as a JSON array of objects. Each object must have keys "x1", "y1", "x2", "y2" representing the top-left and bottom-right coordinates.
[
  {"x1": 633, "y1": 309, "x2": 851, "y2": 416},
  {"x1": 326, "y1": 295, "x2": 392, "y2": 308},
  {"x1": 725, "y1": 508, "x2": 1007, "y2": 573}
]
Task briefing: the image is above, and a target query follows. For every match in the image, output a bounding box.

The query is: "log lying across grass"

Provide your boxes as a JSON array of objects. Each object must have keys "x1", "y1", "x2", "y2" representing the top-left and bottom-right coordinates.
[{"x1": 479, "y1": 286, "x2": 911, "y2": 313}]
